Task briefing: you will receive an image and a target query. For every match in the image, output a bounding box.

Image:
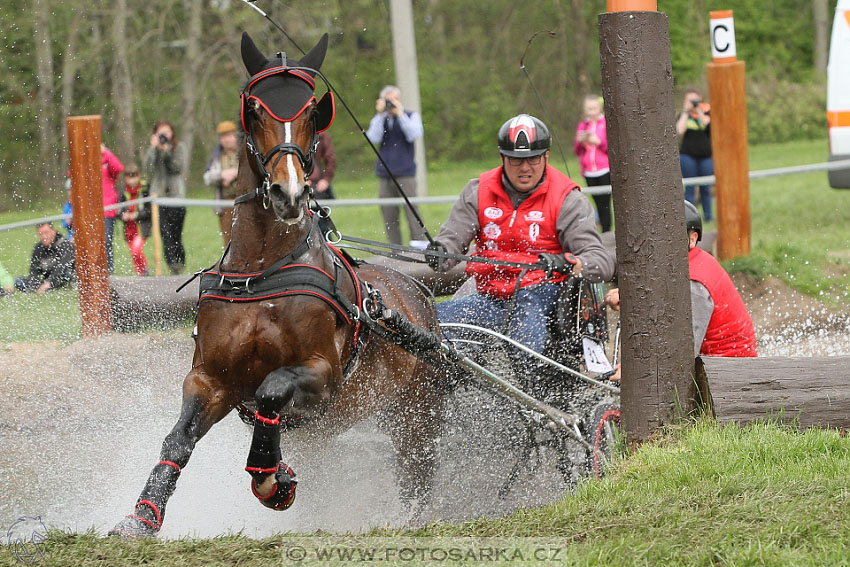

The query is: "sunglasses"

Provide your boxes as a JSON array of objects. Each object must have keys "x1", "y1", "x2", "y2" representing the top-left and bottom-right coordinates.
[
  {"x1": 505, "y1": 155, "x2": 543, "y2": 166},
  {"x1": 126, "y1": 172, "x2": 141, "y2": 177}
]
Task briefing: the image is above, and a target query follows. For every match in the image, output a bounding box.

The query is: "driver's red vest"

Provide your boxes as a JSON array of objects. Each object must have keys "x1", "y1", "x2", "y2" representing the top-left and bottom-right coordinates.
[
  {"x1": 688, "y1": 247, "x2": 758, "y2": 357},
  {"x1": 466, "y1": 165, "x2": 579, "y2": 299}
]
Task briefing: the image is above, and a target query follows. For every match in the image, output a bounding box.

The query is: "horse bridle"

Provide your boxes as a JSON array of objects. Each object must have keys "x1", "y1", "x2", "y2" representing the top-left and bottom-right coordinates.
[{"x1": 238, "y1": 63, "x2": 322, "y2": 208}]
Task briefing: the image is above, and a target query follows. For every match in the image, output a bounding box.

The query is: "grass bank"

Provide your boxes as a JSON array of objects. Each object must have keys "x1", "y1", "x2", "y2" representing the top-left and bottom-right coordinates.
[
  {"x1": 11, "y1": 420, "x2": 850, "y2": 566},
  {"x1": 1, "y1": 139, "x2": 848, "y2": 342}
]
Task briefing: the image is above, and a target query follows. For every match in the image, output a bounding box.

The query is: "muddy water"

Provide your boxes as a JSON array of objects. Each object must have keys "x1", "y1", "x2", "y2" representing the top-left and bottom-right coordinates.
[
  {"x1": 1, "y1": 300, "x2": 848, "y2": 539},
  {"x1": 0, "y1": 331, "x2": 568, "y2": 539}
]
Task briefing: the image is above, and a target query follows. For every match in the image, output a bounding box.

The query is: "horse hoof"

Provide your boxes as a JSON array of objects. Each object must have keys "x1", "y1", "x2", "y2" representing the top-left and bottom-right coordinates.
[
  {"x1": 108, "y1": 515, "x2": 159, "y2": 538},
  {"x1": 251, "y1": 462, "x2": 297, "y2": 511}
]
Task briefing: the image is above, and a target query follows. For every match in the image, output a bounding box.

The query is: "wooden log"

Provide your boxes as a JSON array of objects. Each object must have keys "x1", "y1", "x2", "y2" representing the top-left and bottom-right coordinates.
[
  {"x1": 67, "y1": 115, "x2": 112, "y2": 336},
  {"x1": 697, "y1": 356, "x2": 850, "y2": 429},
  {"x1": 110, "y1": 276, "x2": 198, "y2": 332},
  {"x1": 599, "y1": 9, "x2": 697, "y2": 442}
]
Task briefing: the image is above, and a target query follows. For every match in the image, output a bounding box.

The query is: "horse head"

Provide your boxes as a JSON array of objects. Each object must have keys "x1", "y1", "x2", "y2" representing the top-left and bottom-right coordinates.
[{"x1": 240, "y1": 32, "x2": 335, "y2": 223}]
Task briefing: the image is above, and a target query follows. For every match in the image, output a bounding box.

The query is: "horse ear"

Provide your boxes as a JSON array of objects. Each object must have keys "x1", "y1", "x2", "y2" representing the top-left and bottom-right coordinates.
[
  {"x1": 299, "y1": 33, "x2": 329, "y2": 76},
  {"x1": 241, "y1": 32, "x2": 268, "y2": 76}
]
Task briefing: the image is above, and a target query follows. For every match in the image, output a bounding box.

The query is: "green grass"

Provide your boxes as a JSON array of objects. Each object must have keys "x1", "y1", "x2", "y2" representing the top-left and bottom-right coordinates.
[
  {"x1": 13, "y1": 420, "x2": 850, "y2": 566},
  {"x1": 1, "y1": 139, "x2": 848, "y2": 342}
]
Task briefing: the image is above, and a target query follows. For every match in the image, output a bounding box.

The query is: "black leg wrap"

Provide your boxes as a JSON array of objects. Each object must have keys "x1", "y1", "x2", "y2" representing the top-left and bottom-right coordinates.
[
  {"x1": 109, "y1": 461, "x2": 181, "y2": 538},
  {"x1": 246, "y1": 412, "x2": 282, "y2": 477},
  {"x1": 251, "y1": 462, "x2": 298, "y2": 511}
]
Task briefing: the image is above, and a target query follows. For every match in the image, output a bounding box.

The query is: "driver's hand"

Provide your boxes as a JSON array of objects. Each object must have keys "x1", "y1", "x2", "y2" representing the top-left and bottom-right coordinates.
[{"x1": 425, "y1": 241, "x2": 448, "y2": 272}]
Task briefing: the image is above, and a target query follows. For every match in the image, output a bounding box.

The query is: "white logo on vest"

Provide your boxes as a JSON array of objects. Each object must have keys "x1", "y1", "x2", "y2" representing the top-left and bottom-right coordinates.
[
  {"x1": 483, "y1": 222, "x2": 502, "y2": 240},
  {"x1": 484, "y1": 207, "x2": 504, "y2": 219}
]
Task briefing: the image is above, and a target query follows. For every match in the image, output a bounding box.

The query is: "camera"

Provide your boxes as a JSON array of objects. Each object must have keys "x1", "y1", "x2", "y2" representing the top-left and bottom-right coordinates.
[
  {"x1": 158, "y1": 133, "x2": 170, "y2": 145},
  {"x1": 690, "y1": 98, "x2": 702, "y2": 108},
  {"x1": 385, "y1": 98, "x2": 395, "y2": 111}
]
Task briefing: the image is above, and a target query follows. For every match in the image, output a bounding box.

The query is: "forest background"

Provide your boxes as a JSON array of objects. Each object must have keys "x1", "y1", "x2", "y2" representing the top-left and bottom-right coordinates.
[{"x1": 0, "y1": 0, "x2": 836, "y2": 211}]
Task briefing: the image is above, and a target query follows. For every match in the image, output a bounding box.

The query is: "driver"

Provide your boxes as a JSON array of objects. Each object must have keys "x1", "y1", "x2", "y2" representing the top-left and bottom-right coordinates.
[{"x1": 427, "y1": 114, "x2": 615, "y2": 365}]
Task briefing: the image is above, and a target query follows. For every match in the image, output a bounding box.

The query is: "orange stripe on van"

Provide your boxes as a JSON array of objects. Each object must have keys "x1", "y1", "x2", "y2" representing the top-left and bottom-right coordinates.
[
  {"x1": 827, "y1": 111, "x2": 850, "y2": 128},
  {"x1": 844, "y1": 10, "x2": 850, "y2": 29}
]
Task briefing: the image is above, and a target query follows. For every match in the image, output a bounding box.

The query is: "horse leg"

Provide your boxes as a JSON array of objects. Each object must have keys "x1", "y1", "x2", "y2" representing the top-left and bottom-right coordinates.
[
  {"x1": 110, "y1": 371, "x2": 232, "y2": 537},
  {"x1": 246, "y1": 360, "x2": 331, "y2": 511},
  {"x1": 386, "y1": 362, "x2": 444, "y2": 515}
]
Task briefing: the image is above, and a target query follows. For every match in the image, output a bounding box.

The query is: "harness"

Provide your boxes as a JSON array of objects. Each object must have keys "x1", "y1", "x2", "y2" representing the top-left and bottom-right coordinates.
[{"x1": 198, "y1": 215, "x2": 368, "y2": 361}]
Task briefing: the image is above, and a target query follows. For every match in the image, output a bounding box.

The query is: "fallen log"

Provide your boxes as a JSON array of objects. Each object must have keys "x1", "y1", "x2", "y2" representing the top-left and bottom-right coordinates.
[
  {"x1": 697, "y1": 355, "x2": 850, "y2": 429},
  {"x1": 110, "y1": 275, "x2": 198, "y2": 332}
]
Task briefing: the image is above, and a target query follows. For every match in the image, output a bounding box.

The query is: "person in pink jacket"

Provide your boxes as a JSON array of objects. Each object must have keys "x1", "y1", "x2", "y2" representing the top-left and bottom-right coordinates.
[
  {"x1": 100, "y1": 144, "x2": 124, "y2": 273},
  {"x1": 573, "y1": 95, "x2": 612, "y2": 232}
]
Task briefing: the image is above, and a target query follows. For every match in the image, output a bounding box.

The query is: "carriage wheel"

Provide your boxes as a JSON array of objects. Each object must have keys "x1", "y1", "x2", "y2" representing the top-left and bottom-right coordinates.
[{"x1": 588, "y1": 403, "x2": 621, "y2": 480}]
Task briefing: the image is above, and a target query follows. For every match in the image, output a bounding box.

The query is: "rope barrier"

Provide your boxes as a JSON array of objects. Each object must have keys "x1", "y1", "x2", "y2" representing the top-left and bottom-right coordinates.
[{"x1": 2, "y1": 158, "x2": 850, "y2": 234}]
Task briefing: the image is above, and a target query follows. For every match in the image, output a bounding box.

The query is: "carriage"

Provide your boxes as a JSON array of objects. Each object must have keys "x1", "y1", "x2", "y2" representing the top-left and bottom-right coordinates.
[{"x1": 111, "y1": 31, "x2": 621, "y2": 538}]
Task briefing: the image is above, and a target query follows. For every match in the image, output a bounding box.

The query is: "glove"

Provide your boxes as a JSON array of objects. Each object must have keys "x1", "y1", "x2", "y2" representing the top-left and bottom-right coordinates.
[
  {"x1": 537, "y1": 252, "x2": 578, "y2": 277},
  {"x1": 425, "y1": 241, "x2": 448, "y2": 272}
]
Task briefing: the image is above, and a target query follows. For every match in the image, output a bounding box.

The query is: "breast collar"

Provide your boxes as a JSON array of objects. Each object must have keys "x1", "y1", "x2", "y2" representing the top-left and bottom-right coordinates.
[{"x1": 198, "y1": 217, "x2": 366, "y2": 353}]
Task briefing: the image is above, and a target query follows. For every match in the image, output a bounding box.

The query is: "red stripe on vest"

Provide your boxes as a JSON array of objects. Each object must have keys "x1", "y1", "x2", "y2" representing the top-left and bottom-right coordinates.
[{"x1": 689, "y1": 247, "x2": 757, "y2": 357}]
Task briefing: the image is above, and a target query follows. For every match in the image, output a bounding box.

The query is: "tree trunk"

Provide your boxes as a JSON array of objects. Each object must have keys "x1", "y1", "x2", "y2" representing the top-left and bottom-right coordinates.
[
  {"x1": 112, "y1": 0, "x2": 136, "y2": 167},
  {"x1": 33, "y1": 0, "x2": 58, "y2": 188},
  {"x1": 179, "y1": 0, "x2": 203, "y2": 178},
  {"x1": 813, "y1": 0, "x2": 829, "y2": 74}
]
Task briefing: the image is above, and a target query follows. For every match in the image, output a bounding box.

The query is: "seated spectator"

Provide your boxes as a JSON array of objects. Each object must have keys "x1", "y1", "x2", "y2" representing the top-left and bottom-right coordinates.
[
  {"x1": 0, "y1": 260, "x2": 14, "y2": 295},
  {"x1": 14, "y1": 222, "x2": 76, "y2": 295}
]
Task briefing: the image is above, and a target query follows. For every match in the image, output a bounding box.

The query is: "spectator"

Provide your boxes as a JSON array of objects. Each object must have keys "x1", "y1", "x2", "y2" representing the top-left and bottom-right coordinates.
[
  {"x1": 0, "y1": 260, "x2": 14, "y2": 295},
  {"x1": 308, "y1": 131, "x2": 337, "y2": 200},
  {"x1": 676, "y1": 88, "x2": 713, "y2": 221},
  {"x1": 574, "y1": 94, "x2": 612, "y2": 233},
  {"x1": 203, "y1": 120, "x2": 240, "y2": 245},
  {"x1": 426, "y1": 114, "x2": 614, "y2": 384},
  {"x1": 366, "y1": 85, "x2": 427, "y2": 248},
  {"x1": 605, "y1": 201, "x2": 756, "y2": 358},
  {"x1": 14, "y1": 222, "x2": 75, "y2": 294},
  {"x1": 119, "y1": 163, "x2": 151, "y2": 276},
  {"x1": 62, "y1": 175, "x2": 74, "y2": 243},
  {"x1": 144, "y1": 120, "x2": 187, "y2": 274},
  {"x1": 101, "y1": 144, "x2": 124, "y2": 274}
]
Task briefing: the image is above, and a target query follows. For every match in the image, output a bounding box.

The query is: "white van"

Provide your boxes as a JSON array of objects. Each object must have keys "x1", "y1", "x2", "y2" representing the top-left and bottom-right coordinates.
[{"x1": 828, "y1": 0, "x2": 850, "y2": 188}]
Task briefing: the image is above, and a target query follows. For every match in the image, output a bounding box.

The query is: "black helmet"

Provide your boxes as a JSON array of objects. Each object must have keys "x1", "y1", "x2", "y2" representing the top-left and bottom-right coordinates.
[
  {"x1": 498, "y1": 114, "x2": 550, "y2": 158},
  {"x1": 684, "y1": 200, "x2": 702, "y2": 242}
]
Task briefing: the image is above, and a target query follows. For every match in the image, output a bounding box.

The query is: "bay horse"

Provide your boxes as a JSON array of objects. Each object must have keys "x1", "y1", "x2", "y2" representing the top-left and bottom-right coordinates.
[{"x1": 111, "y1": 32, "x2": 443, "y2": 537}]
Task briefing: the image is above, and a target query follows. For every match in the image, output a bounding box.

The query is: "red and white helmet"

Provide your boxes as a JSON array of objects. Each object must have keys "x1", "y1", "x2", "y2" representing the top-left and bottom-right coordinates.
[{"x1": 497, "y1": 114, "x2": 550, "y2": 157}]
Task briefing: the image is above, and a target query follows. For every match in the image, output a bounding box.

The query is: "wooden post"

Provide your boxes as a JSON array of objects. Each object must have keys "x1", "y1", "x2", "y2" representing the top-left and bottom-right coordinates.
[
  {"x1": 67, "y1": 115, "x2": 112, "y2": 336},
  {"x1": 599, "y1": 7, "x2": 696, "y2": 442},
  {"x1": 707, "y1": 10, "x2": 751, "y2": 260},
  {"x1": 150, "y1": 194, "x2": 163, "y2": 277}
]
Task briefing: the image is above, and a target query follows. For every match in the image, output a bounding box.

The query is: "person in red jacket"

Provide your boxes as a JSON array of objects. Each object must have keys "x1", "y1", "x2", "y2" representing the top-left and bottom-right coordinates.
[
  {"x1": 426, "y1": 114, "x2": 614, "y2": 374},
  {"x1": 606, "y1": 201, "x2": 757, "y2": 359}
]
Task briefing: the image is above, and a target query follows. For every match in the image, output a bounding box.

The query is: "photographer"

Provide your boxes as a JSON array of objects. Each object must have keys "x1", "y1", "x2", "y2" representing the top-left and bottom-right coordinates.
[
  {"x1": 144, "y1": 120, "x2": 188, "y2": 274},
  {"x1": 365, "y1": 85, "x2": 427, "y2": 248},
  {"x1": 676, "y1": 88, "x2": 714, "y2": 221}
]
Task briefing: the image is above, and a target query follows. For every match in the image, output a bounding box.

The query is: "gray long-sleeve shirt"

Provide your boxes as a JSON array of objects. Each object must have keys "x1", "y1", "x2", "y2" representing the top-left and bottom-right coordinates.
[{"x1": 435, "y1": 171, "x2": 615, "y2": 283}]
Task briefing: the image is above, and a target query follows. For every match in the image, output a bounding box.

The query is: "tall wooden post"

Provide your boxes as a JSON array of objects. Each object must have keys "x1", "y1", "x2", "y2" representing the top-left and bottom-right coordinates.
[
  {"x1": 707, "y1": 10, "x2": 751, "y2": 260},
  {"x1": 67, "y1": 115, "x2": 112, "y2": 336},
  {"x1": 599, "y1": 2, "x2": 696, "y2": 442}
]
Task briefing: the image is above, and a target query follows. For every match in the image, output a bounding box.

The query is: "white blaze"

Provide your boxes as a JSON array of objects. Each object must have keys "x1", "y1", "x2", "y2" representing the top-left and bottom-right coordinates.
[{"x1": 284, "y1": 122, "x2": 300, "y2": 202}]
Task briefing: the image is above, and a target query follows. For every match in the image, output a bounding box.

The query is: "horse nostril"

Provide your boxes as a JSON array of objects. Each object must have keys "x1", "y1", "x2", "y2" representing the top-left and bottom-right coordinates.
[{"x1": 269, "y1": 183, "x2": 284, "y2": 197}]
